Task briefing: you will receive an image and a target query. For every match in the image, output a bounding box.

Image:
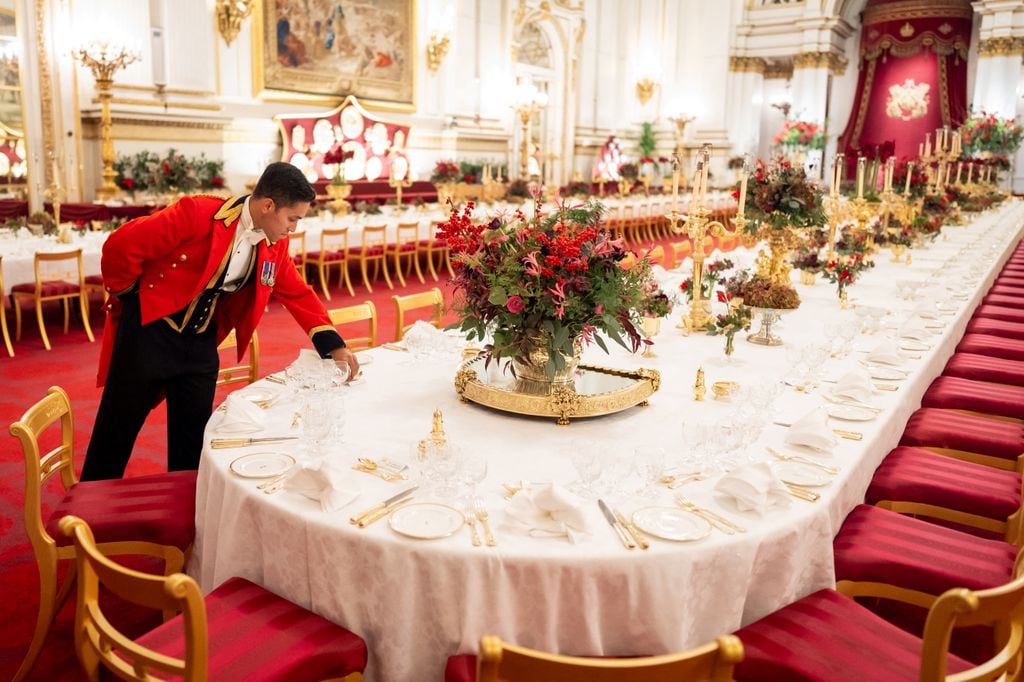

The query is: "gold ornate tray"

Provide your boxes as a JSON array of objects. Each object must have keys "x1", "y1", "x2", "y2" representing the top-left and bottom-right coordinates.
[{"x1": 454, "y1": 357, "x2": 660, "y2": 425}]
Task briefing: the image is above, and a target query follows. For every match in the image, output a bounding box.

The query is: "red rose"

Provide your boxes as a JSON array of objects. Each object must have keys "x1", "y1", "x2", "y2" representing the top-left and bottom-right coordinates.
[
  {"x1": 121, "y1": 178, "x2": 135, "y2": 190},
  {"x1": 162, "y1": 162, "x2": 171, "y2": 174},
  {"x1": 211, "y1": 177, "x2": 224, "y2": 186},
  {"x1": 506, "y1": 295, "x2": 525, "y2": 314}
]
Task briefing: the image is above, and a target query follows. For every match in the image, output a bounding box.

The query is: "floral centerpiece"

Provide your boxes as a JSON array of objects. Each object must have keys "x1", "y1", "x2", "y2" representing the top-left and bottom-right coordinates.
[
  {"x1": 679, "y1": 257, "x2": 734, "y2": 301},
  {"x1": 773, "y1": 120, "x2": 826, "y2": 150},
  {"x1": 705, "y1": 293, "x2": 753, "y2": 359},
  {"x1": 438, "y1": 199, "x2": 648, "y2": 383},
  {"x1": 821, "y1": 253, "x2": 872, "y2": 304},
  {"x1": 323, "y1": 146, "x2": 353, "y2": 186},
  {"x1": 719, "y1": 269, "x2": 797, "y2": 346},
  {"x1": 961, "y1": 111, "x2": 1024, "y2": 157},
  {"x1": 113, "y1": 150, "x2": 225, "y2": 198},
  {"x1": 430, "y1": 160, "x2": 462, "y2": 184},
  {"x1": 559, "y1": 180, "x2": 591, "y2": 198},
  {"x1": 638, "y1": 279, "x2": 673, "y2": 357},
  {"x1": 618, "y1": 163, "x2": 639, "y2": 181},
  {"x1": 506, "y1": 178, "x2": 532, "y2": 201}
]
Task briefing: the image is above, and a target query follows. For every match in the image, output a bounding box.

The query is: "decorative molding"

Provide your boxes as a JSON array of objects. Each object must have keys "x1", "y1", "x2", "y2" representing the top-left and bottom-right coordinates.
[
  {"x1": 792, "y1": 50, "x2": 848, "y2": 75},
  {"x1": 113, "y1": 83, "x2": 217, "y2": 97},
  {"x1": 728, "y1": 56, "x2": 767, "y2": 74},
  {"x1": 106, "y1": 97, "x2": 223, "y2": 111},
  {"x1": 977, "y1": 36, "x2": 1024, "y2": 57},
  {"x1": 35, "y1": 0, "x2": 54, "y2": 186},
  {"x1": 763, "y1": 61, "x2": 794, "y2": 80},
  {"x1": 862, "y1": 1, "x2": 972, "y2": 25}
]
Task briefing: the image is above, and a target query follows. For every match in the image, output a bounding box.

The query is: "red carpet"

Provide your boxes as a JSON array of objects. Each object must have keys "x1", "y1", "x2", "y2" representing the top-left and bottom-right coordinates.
[{"x1": 0, "y1": 265, "x2": 457, "y2": 680}]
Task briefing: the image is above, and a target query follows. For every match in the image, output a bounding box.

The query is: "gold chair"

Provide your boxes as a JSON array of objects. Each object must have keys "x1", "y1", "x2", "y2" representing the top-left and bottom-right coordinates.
[
  {"x1": 644, "y1": 244, "x2": 666, "y2": 268},
  {"x1": 288, "y1": 228, "x2": 308, "y2": 283},
  {"x1": 467, "y1": 634, "x2": 742, "y2": 682},
  {"x1": 388, "y1": 221, "x2": 425, "y2": 287},
  {"x1": 353, "y1": 224, "x2": 392, "y2": 293},
  {"x1": 216, "y1": 329, "x2": 260, "y2": 386},
  {"x1": 393, "y1": 287, "x2": 443, "y2": 341},
  {"x1": 11, "y1": 248, "x2": 95, "y2": 350},
  {"x1": 59, "y1": 516, "x2": 368, "y2": 682},
  {"x1": 671, "y1": 241, "x2": 692, "y2": 269},
  {"x1": 0, "y1": 255, "x2": 13, "y2": 356},
  {"x1": 308, "y1": 227, "x2": 353, "y2": 299},
  {"x1": 9, "y1": 386, "x2": 196, "y2": 682},
  {"x1": 328, "y1": 301, "x2": 378, "y2": 351}
]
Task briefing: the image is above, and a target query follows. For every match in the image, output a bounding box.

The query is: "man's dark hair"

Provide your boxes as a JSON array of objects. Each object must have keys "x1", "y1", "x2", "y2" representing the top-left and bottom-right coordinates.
[{"x1": 253, "y1": 161, "x2": 316, "y2": 206}]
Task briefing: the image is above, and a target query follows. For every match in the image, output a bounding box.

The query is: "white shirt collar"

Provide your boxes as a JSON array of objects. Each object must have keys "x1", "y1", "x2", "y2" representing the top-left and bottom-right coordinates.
[{"x1": 239, "y1": 197, "x2": 267, "y2": 246}]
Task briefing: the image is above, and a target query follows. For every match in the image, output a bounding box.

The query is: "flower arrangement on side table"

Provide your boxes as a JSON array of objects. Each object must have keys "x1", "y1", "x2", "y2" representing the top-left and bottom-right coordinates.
[
  {"x1": 773, "y1": 120, "x2": 826, "y2": 150},
  {"x1": 430, "y1": 160, "x2": 463, "y2": 185},
  {"x1": 439, "y1": 199, "x2": 649, "y2": 384}
]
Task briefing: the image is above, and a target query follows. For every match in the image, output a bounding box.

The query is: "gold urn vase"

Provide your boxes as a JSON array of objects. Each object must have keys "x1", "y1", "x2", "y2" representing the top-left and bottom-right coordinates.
[
  {"x1": 512, "y1": 332, "x2": 584, "y2": 394},
  {"x1": 326, "y1": 183, "x2": 353, "y2": 215}
]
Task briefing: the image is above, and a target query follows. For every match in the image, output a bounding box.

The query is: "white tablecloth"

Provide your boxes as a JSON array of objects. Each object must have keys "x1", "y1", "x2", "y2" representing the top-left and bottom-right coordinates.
[
  {"x1": 192, "y1": 200, "x2": 1024, "y2": 682},
  {"x1": 0, "y1": 230, "x2": 108, "y2": 294}
]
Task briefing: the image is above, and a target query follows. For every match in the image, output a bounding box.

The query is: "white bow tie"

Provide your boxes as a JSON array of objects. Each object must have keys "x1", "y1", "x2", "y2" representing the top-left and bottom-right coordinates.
[{"x1": 243, "y1": 229, "x2": 266, "y2": 246}]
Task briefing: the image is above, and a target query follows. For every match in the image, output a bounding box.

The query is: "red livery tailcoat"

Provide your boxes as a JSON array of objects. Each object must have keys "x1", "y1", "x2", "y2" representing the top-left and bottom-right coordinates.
[{"x1": 97, "y1": 195, "x2": 334, "y2": 385}]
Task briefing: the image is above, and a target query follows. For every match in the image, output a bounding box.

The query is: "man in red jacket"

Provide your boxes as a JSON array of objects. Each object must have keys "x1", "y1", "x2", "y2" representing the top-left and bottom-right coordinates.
[{"x1": 81, "y1": 162, "x2": 358, "y2": 480}]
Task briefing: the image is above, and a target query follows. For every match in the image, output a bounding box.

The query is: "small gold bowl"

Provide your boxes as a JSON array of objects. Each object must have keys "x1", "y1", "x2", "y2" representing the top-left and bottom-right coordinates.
[{"x1": 711, "y1": 380, "x2": 738, "y2": 400}]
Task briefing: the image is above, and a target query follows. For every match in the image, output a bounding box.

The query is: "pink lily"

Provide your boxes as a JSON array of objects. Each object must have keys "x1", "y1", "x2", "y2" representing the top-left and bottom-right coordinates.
[
  {"x1": 522, "y1": 251, "x2": 541, "y2": 276},
  {"x1": 547, "y1": 280, "x2": 566, "y2": 301}
]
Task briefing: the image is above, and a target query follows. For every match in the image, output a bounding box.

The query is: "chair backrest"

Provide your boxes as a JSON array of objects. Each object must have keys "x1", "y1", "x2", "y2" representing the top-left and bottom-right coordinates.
[
  {"x1": 362, "y1": 224, "x2": 388, "y2": 248},
  {"x1": 328, "y1": 301, "x2": 377, "y2": 350},
  {"x1": 288, "y1": 230, "x2": 307, "y2": 262},
  {"x1": 618, "y1": 251, "x2": 637, "y2": 270},
  {"x1": 318, "y1": 227, "x2": 349, "y2": 257},
  {"x1": 216, "y1": 329, "x2": 260, "y2": 386},
  {"x1": 395, "y1": 222, "x2": 420, "y2": 246},
  {"x1": 476, "y1": 635, "x2": 743, "y2": 682},
  {"x1": 35, "y1": 249, "x2": 84, "y2": 287},
  {"x1": 393, "y1": 287, "x2": 443, "y2": 341},
  {"x1": 645, "y1": 245, "x2": 665, "y2": 268},
  {"x1": 10, "y1": 386, "x2": 78, "y2": 554},
  {"x1": 59, "y1": 515, "x2": 207, "y2": 681},
  {"x1": 920, "y1": 553, "x2": 1024, "y2": 681}
]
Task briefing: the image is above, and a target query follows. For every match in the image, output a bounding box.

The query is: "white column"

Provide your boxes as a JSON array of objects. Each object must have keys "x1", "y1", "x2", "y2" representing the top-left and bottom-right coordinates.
[
  {"x1": 790, "y1": 61, "x2": 830, "y2": 124},
  {"x1": 973, "y1": 52, "x2": 1022, "y2": 118},
  {"x1": 724, "y1": 62, "x2": 765, "y2": 156}
]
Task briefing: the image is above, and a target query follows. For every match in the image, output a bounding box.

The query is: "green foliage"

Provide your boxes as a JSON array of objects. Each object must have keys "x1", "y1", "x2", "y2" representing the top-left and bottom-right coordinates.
[{"x1": 638, "y1": 122, "x2": 657, "y2": 159}]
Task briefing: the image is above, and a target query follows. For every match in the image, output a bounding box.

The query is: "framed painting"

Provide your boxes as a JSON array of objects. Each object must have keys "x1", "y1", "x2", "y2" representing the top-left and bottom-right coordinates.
[{"x1": 252, "y1": 0, "x2": 416, "y2": 111}]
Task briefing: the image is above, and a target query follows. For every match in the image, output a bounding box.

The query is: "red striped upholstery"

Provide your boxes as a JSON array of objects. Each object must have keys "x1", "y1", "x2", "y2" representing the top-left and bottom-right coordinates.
[
  {"x1": 966, "y1": 317, "x2": 1024, "y2": 340},
  {"x1": 445, "y1": 655, "x2": 476, "y2": 682},
  {"x1": 306, "y1": 250, "x2": 346, "y2": 262},
  {"x1": 900, "y1": 408, "x2": 1024, "y2": 461},
  {"x1": 973, "y1": 304, "x2": 1024, "y2": 323},
  {"x1": 995, "y1": 277, "x2": 1024, "y2": 287},
  {"x1": 135, "y1": 577, "x2": 367, "y2": 679},
  {"x1": 989, "y1": 285, "x2": 1024, "y2": 297},
  {"x1": 922, "y1": 375, "x2": 1024, "y2": 419},
  {"x1": 867, "y1": 446, "x2": 1021, "y2": 521},
  {"x1": 984, "y1": 294, "x2": 1023, "y2": 307},
  {"x1": 957, "y1": 333, "x2": 1024, "y2": 362},
  {"x1": 943, "y1": 352, "x2": 1024, "y2": 387},
  {"x1": 44, "y1": 470, "x2": 197, "y2": 550},
  {"x1": 10, "y1": 280, "x2": 81, "y2": 296},
  {"x1": 732, "y1": 589, "x2": 972, "y2": 682},
  {"x1": 833, "y1": 505, "x2": 1016, "y2": 595}
]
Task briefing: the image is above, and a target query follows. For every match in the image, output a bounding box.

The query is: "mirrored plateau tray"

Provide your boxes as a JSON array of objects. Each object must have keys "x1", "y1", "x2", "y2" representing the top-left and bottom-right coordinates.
[{"x1": 454, "y1": 357, "x2": 661, "y2": 425}]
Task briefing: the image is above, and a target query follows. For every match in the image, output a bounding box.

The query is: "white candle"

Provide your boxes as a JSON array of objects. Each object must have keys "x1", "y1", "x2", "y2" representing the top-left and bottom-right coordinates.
[
  {"x1": 918, "y1": 142, "x2": 924, "y2": 157},
  {"x1": 856, "y1": 157, "x2": 865, "y2": 199},
  {"x1": 924, "y1": 133, "x2": 931, "y2": 158},
  {"x1": 955, "y1": 162, "x2": 962, "y2": 184},
  {"x1": 904, "y1": 162, "x2": 913, "y2": 195},
  {"x1": 671, "y1": 156, "x2": 680, "y2": 215},
  {"x1": 968, "y1": 163, "x2": 974, "y2": 183},
  {"x1": 737, "y1": 167, "x2": 748, "y2": 219},
  {"x1": 688, "y1": 161, "x2": 703, "y2": 214}
]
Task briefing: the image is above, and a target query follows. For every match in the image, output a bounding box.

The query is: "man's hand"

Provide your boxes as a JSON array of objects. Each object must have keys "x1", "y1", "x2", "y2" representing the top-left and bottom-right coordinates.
[{"x1": 330, "y1": 347, "x2": 361, "y2": 382}]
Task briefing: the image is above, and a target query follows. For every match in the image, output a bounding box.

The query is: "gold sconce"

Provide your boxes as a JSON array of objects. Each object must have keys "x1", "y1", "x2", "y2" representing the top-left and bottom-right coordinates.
[
  {"x1": 426, "y1": 33, "x2": 451, "y2": 72},
  {"x1": 634, "y1": 51, "x2": 662, "y2": 105},
  {"x1": 216, "y1": 0, "x2": 254, "y2": 47},
  {"x1": 635, "y1": 78, "x2": 656, "y2": 105}
]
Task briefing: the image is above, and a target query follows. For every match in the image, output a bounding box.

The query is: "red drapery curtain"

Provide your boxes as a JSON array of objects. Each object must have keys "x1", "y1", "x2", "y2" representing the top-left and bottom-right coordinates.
[{"x1": 837, "y1": 0, "x2": 973, "y2": 166}]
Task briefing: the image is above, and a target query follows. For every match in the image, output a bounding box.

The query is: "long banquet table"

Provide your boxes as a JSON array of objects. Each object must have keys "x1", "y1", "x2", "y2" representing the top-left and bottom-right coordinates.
[{"x1": 192, "y1": 200, "x2": 1024, "y2": 681}]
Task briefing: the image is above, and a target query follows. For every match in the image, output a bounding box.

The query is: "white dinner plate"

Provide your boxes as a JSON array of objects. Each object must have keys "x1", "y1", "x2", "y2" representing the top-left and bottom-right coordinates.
[
  {"x1": 239, "y1": 389, "x2": 276, "y2": 404},
  {"x1": 826, "y1": 404, "x2": 876, "y2": 422},
  {"x1": 388, "y1": 503, "x2": 464, "y2": 540},
  {"x1": 899, "y1": 339, "x2": 931, "y2": 352},
  {"x1": 229, "y1": 452, "x2": 295, "y2": 479},
  {"x1": 860, "y1": 363, "x2": 906, "y2": 381},
  {"x1": 775, "y1": 462, "x2": 832, "y2": 487},
  {"x1": 631, "y1": 507, "x2": 711, "y2": 542}
]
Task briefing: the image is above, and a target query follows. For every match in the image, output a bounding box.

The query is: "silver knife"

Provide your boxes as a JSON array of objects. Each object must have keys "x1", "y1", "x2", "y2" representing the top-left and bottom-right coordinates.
[
  {"x1": 598, "y1": 499, "x2": 635, "y2": 549},
  {"x1": 349, "y1": 486, "x2": 418, "y2": 525}
]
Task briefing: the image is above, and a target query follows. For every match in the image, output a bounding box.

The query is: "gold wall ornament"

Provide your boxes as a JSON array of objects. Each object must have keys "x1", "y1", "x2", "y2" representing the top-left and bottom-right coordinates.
[
  {"x1": 425, "y1": 33, "x2": 451, "y2": 72},
  {"x1": 728, "y1": 56, "x2": 767, "y2": 74},
  {"x1": 635, "y1": 77, "x2": 656, "y2": 105},
  {"x1": 977, "y1": 36, "x2": 1024, "y2": 57},
  {"x1": 73, "y1": 42, "x2": 140, "y2": 201},
  {"x1": 899, "y1": 22, "x2": 915, "y2": 38},
  {"x1": 215, "y1": 0, "x2": 254, "y2": 47},
  {"x1": 885, "y1": 78, "x2": 929, "y2": 121},
  {"x1": 792, "y1": 51, "x2": 848, "y2": 76}
]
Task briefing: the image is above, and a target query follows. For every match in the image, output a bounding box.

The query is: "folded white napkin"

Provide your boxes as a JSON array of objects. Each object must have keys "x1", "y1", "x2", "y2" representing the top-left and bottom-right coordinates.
[
  {"x1": 214, "y1": 393, "x2": 264, "y2": 434},
  {"x1": 898, "y1": 317, "x2": 931, "y2": 340},
  {"x1": 282, "y1": 460, "x2": 359, "y2": 513},
  {"x1": 714, "y1": 463, "x2": 791, "y2": 515},
  {"x1": 831, "y1": 369, "x2": 874, "y2": 404},
  {"x1": 504, "y1": 483, "x2": 592, "y2": 543},
  {"x1": 912, "y1": 299, "x2": 939, "y2": 319},
  {"x1": 783, "y1": 407, "x2": 838, "y2": 453},
  {"x1": 866, "y1": 339, "x2": 905, "y2": 366}
]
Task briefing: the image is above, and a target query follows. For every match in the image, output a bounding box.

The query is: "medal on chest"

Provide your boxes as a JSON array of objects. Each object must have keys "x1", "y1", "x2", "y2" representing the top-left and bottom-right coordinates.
[{"x1": 259, "y1": 260, "x2": 277, "y2": 287}]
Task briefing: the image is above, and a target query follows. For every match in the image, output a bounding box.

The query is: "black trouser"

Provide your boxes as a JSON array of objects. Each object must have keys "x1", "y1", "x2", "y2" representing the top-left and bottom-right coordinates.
[{"x1": 81, "y1": 294, "x2": 219, "y2": 480}]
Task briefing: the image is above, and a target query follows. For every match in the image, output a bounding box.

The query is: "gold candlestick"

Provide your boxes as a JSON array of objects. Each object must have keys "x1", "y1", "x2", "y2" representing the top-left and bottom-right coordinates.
[
  {"x1": 389, "y1": 174, "x2": 413, "y2": 206},
  {"x1": 417, "y1": 408, "x2": 448, "y2": 460},
  {"x1": 693, "y1": 366, "x2": 706, "y2": 401},
  {"x1": 74, "y1": 41, "x2": 140, "y2": 201}
]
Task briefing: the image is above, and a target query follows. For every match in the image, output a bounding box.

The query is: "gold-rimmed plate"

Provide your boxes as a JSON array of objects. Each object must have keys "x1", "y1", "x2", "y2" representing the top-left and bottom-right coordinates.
[
  {"x1": 229, "y1": 452, "x2": 295, "y2": 479},
  {"x1": 775, "y1": 461, "x2": 832, "y2": 487},
  {"x1": 826, "y1": 404, "x2": 877, "y2": 422},
  {"x1": 631, "y1": 507, "x2": 711, "y2": 542},
  {"x1": 388, "y1": 503, "x2": 464, "y2": 540}
]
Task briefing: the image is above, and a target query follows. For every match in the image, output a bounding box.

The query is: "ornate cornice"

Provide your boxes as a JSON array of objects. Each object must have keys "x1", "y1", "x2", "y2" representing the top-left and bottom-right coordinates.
[
  {"x1": 792, "y1": 51, "x2": 848, "y2": 75},
  {"x1": 977, "y1": 36, "x2": 1024, "y2": 57},
  {"x1": 763, "y1": 61, "x2": 794, "y2": 80},
  {"x1": 728, "y1": 56, "x2": 767, "y2": 74},
  {"x1": 35, "y1": 0, "x2": 55, "y2": 187},
  {"x1": 862, "y1": 1, "x2": 973, "y2": 26}
]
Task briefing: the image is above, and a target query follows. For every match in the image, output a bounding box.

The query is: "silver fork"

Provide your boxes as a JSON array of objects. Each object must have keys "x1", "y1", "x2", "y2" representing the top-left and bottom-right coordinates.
[{"x1": 474, "y1": 499, "x2": 497, "y2": 547}]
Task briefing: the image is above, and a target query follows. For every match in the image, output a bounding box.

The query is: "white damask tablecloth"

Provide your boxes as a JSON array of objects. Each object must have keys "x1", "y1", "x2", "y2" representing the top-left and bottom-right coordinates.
[
  {"x1": 0, "y1": 230, "x2": 107, "y2": 294},
  {"x1": 192, "y1": 200, "x2": 1024, "y2": 682}
]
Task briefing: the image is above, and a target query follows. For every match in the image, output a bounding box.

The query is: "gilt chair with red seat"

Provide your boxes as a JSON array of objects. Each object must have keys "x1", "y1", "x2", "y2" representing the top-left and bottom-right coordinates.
[
  {"x1": 352, "y1": 224, "x2": 392, "y2": 293},
  {"x1": 966, "y1": 316, "x2": 1024, "y2": 340},
  {"x1": 387, "y1": 221, "x2": 425, "y2": 287},
  {"x1": 445, "y1": 634, "x2": 743, "y2": 682},
  {"x1": 943, "y1": 352, "x2": 1024, "y2": 388},
  {"x1": 731, "y1": 564, "x2": 1024, "y2": 682},
  {"x1": 11, "y1": 248, "x2": 95, "y2": 350},
  {"x1": 308, "y1": 227, "x2": 353, "y2": 299},
  {"x1": 899, "y1": 407, "x2": 1024, "y2": 472},
  {"x1": 922, "y1": 375, "x2": 1024, "y2": 422},
  {"x1": 957, "y1": 332, "x2": 1024, "y2": 362},
  {"x1": 59, "y1": 515, "x2": 368, "y2": 682},
  {"x1": 9, "y1": 386, "x2": 198, "y2": 682},
  {"x1": 867, "y1": 445, "x2": 1023, "y2": 546},
  {"x1": 0, "y1": 255, "x2": 13, "y2": 356}
]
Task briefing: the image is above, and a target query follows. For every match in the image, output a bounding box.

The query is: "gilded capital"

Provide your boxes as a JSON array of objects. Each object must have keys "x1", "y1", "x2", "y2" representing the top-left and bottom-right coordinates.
[
  {"x1": 792, "y1": 51, "x2": 848, "y2": 76},
  {"x1": 728, "y1": 56, "x2": 767, "y2": 74},
  {"x1": 977, "y1": 36, "x2": 1024, "y2": 57}
]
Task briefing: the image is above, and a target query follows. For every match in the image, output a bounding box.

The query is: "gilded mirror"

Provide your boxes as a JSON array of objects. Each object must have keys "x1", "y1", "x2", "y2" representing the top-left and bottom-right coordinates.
[{"x1": 0, "y1": 0, "x2": 26, "y2": 191}]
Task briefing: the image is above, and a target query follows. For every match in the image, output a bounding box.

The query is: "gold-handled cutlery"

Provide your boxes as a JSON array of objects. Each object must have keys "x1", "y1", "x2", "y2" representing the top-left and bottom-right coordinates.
[
  {"x1": 349, "y1": 486, "x2": 418, "y2": 527},
  {"x1": 675, "y1": 497, "x2": 747, "y2": 534},
  {"x1": 614, "y1": 510, "x2": 649, "y2": 550},
  {"x1": 598, "y1": 499, "x2": 636, "y2": 549},
  {"x1": 785, "y1": 483, "x2": 820, "y2": 502},
  {"x1": 659, "y1": 472, "x2": 707, "y2": 489},
  {"x1": 265, "y1": 374, "x2": 286, "y2": 385},
  {"x1": 382, "y1": 342, "x2": 408, "y2": 352},
  {"x1": 820, "y1": 393, "x2": 882, "y2": 412},
  {"x1": 464, "y1": 508, "x2": 482, "y2": 547},
  {"x1": 772, "y1": 422, "x2": 863, "y2": 441},
  {"x1": 767, "y1": 447, "x2": 840, "y2": 475},
  {"x1": 353, "y1": 458, "x2": 407, "y2": 481},
  {"x1": 210, "y1": 436, "x2": 298, "y2": 449},
  {"x1": 257, "y1": 474, "x2": 288, "y2": 490},
  {"x1": 474, "y1": 499, "x2": 497, "y2": 547}
]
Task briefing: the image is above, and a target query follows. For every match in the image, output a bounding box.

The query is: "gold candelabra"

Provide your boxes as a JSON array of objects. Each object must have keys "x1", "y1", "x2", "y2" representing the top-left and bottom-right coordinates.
[
  {"x1": 74, "y1": 41, "x2": 139, "y2": 201},
  {"x1": 511, "y1": 81, "x2": 547, "y2": 178},
  {"x1": 667, "y1": 146, "x2": 747, "y2": 333},
  {"x1": 389, "y1": 173, "x2": 413, "y2": 206},
  {"x1": 215, "y1": 0, "x2": 254, "y2": 46},
  {"x1": 669, "y1": 113, "x2": 695, "y2": 189}
]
